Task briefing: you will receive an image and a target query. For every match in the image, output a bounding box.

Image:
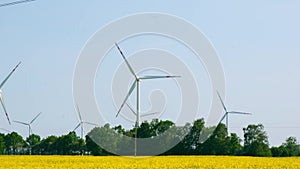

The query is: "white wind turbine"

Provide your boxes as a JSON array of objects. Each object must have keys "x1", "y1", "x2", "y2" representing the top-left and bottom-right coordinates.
[
  {"x1": 14, "y1": 112, "x2": 42, "y2": 155},
  {"x1": 0, "y1": 62, "x2": 21, "y2": 125},
  {"x1": 217, "y1": 91, "x2": 251, "y2": 130},
  {"x1": 14, "y1": 112, "x2": 42, "y2": 137},
  {"x1": 73, "y1": 103, "x2": 98, "y2": 139},
  {"x1": 115, "y1": 43, "x2": 180, "y2": 156}
]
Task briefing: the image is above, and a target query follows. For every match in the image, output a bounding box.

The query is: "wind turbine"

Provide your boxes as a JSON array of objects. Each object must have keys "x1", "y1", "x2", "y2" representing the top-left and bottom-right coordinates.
[
  {"x1": 73, "y1": 103, "x2": 98, "y2": 139},
  {"x1": 0, "y1": 61, "x2": 21, "y2": 125},
  {"x1": 14, "y1": 112, "x2": 42, "y2": 137},
  {"x1": 14, "y1": 112, "x2": 41, "y2": 155},
  {"x1": 115, "y1": 43, "x2": 180, "y2": 156},
  {"x1": 217, "y1": 91, "x2": 251, "y2": 130}
]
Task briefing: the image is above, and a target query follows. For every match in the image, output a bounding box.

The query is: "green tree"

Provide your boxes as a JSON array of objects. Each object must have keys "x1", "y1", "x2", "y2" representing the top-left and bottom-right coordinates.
[
  {"x1": 26, "y1": 134, "x2": 41, "y2": 155},
  {"x1": 160, "y1": 124, "x2": 188, "y2": 155},
  {"x1": 200, "y1": 123, "x2": 230, "y2": 155},
  {"x1": 138, "y1": 121, "x2": 154, "y2": 138},
  {"x1": 149, "y1": 120, "x2": 177, "y2": 156},
  {"x1": 185, "y1": 119, "x2": 205, "y2": 154},
  {"x1": 4, "y1": 132, "x2": 26, "y2": 155},
  {"x1": 172, "y1": 123, "x2": 192, "y2": 155},
  {"x1": 282, "y1": 136, "x2": 299, "y2": 156},
  {"x1": 86, "y1": 135, "x2": 106, "y2": 156},
  {"x1": 168, "y1": 119, "x2": 206, "y2": 155},
  {"x1": 76, "y1": 137, "x2": 86, "y2": 155},
  {"x1": 54, "y1": 131, "x2": 83, "y2": 155},
  {"x1": 39, "y1": 135, "x2": 58, "y2": 155},
  {"x1": 228, "y1": 133, "x2": 242, "y2": 155},
  {"x1": 0, "y1": 133, "x2": 5, "y2": 154},
  {"x1": 271, "y1": 146, "x2": 285, "y2": 157},
  {"x1": 243, "y1": 124, "x2": 272, "y2": 156},
  {"x1": 272, "y1": 136, "x2": 300, "y2": 157},
  {"x1": 87, "y1": 124, "x2": 120, "y2": 155},
  {"x1": 153, "y1": 119, "x2": 175, "y2": 136},
  {"x1": 114, "y1": 125, "x2": 125, "y2": 134}
]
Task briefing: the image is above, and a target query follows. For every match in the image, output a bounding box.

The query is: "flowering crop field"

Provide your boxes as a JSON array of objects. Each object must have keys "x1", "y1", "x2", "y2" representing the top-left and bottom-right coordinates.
[{"x1": 0, "y1": 156, "x2": 299, "y2": 169}]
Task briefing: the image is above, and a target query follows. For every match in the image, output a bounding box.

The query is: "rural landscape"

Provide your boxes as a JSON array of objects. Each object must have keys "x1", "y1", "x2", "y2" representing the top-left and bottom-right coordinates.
[{"x1": 1, "y1": 0, "x2": 300, "y2": 168}]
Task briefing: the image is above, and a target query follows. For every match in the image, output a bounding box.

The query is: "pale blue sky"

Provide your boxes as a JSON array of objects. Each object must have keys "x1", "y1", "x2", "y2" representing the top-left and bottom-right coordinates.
[{"x1": 0, "y1": 1, "x2": 299, "y2": 146}]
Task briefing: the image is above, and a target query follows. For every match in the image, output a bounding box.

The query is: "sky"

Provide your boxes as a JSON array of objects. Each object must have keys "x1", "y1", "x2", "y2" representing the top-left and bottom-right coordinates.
[{"x1": 0, "y1": 0, "x2": 299, "y2": 146}]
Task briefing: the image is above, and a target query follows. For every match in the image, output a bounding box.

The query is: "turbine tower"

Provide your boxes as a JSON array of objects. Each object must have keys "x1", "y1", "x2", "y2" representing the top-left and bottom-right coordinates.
[
  {"x1": 73, "y1": 103, "x2": 98, "y2": 139},
  {"x1": 0, "y1": 62, "x2": 21, "y2": 124},
  {"x1": 14, "y1": 112, "x2": 42, "y2": 155},
  {"x1": 217, "y1": 91, "x2": 251, "y2": 130},
  {"x1": 115, "y1": 43, "x2": 180, "y2": 156}
]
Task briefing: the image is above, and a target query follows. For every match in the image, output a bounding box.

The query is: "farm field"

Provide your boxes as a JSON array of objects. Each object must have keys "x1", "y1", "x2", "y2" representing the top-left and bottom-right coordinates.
[{"x1": 0, "y1": 156, "x2": 299, "y2": 169}]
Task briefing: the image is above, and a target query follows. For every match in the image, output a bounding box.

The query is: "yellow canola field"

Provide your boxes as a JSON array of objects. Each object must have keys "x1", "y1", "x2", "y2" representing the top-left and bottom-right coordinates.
[{"x1": 0, "y1": 156, "x2": 299, "y2": 169}]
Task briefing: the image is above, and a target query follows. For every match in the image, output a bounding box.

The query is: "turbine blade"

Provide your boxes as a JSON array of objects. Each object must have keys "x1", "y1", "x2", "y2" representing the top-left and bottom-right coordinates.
[
  {"x1": 75, "y1": 103, "x2": 83, "y2": 122},
  {"x1": 217, "y1": 90, "x2": 227, "y2": 112},
  {"x1": 13, "y1": 120, "x2": 29, "y2": 126},
  {"x1": 116, "y1": 81, "x2": 137, "y2": 117},
  {"x1": 115, "y1": 43, "x2": 136, "y2": 78},
  {"x1": 73, "y1": 123, "x2": 81, "y2": 131},
  {"x1": 126, "y1": 103, "x2": 137, "y2": 115},
  {"x1": 229, "y1": 111, "x2": 251, "y2": 115},
  {"x1": 218, "y1": 112, "x2": 227, "y2": 124},
  {"x1": 0, "y1": 94, "x2": 10, "y2": 124},
  {"x1": 140, "y1": 75, "x2": 180, "y2": 80},
  {"x1": 0, "y1": 61, "x2": 21, "y2": 89},
  {"x1": 140, "y1": 112, "x2": 158, "y2": 117},
  {"x1": 30, "y1": 112, "x2": 41, "y2": 124}
]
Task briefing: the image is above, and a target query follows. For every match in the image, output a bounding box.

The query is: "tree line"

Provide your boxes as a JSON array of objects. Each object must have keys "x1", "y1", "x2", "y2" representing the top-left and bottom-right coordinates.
[{"x1": 0, "y1": 118, "x2": 299, "y2": 157}]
